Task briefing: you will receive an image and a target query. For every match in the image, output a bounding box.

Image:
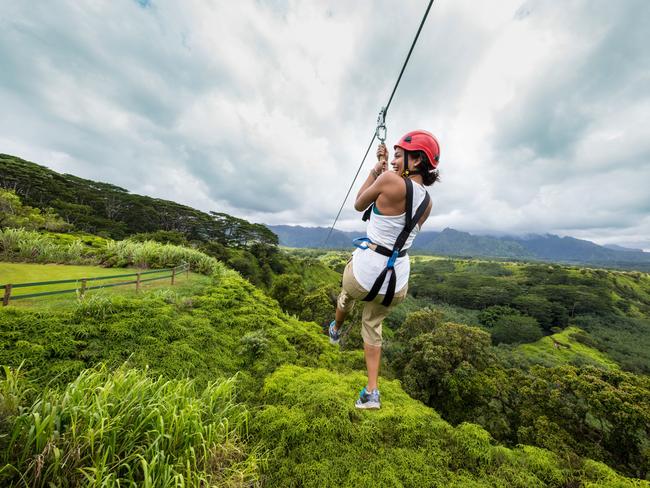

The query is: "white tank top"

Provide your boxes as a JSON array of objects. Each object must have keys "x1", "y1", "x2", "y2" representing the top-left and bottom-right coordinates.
[{"x1": 352, "y1": 182, "x2": 428, "y2": 295}]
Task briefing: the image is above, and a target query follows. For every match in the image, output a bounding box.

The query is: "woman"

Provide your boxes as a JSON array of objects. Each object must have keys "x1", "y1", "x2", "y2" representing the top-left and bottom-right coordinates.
[{"x1": 329, "y1": 130, "x2": 440, "y2": 409}]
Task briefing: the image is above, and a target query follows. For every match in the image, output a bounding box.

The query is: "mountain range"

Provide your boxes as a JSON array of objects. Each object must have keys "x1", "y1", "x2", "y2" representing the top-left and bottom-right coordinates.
[{"x1": 268, "y1": 225, "x2": 650, "y2": 271}]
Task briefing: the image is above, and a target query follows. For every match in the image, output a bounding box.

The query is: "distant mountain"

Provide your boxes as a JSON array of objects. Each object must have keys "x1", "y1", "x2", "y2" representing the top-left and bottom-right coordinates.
[
  {"x1": 269, "y1": 225, "x2": 356, "y2": 249},
  {"x1": 508, "y1": 234, "x2": 650, "y2": 268},
  {"x1": 267, "y1": 225, "x2": 650, "y2": 271},
  {"x1": 604, "y1": 244, "x2": 644, "y2": 252},
  {"x1": 420, "y1": 228, "x2": 532, "y2": 258}
]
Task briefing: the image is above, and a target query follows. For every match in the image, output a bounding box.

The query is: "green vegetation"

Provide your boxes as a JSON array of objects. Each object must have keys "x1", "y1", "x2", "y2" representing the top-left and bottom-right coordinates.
[
  {"x1": 0, "y1": 262, "x2": 211, "y2": 311},
  {"x1": 572, "y1": 314, "x2": 650, "y2": 373},
  {"x1": 0, "y1": 186, "x2": 340, "y2": 299},
  {"x1": 1, "y1": 262, "x2": 143, "y2": 287},
  {"x1": 0, "y1": 267, "x2": 358, "y2": 390},
  {"x1": 384, "y1": 308, "x2": 650, "y2": 480},
  {"x1": 253, "y1": 365, "x2": 643, "y2": 487},
  {"x1": 516, "y1": 326, "x2": 620, "y2": 369},
  {"x1": 0, "y1": 231, "x2": 650, "y2": 486},
  {"x1": 491, "y1": 314, "x2": 543, "y2": 345},
  {"x1": 0, "y1": 365, "x2": 259, "y2": 487},
  {"x1": 409, "y1": 257, "x2": 650, "y2": 373},
  {"x1": 2, "y1": 164, "x2": 650, "y2": 484},
  {"x1": 1, "y1": 154, "x2": 277, "y2": 246},
  {"x1": 1, "y1": 228, "x2": 224, "y2": 276},
  {"x1": 0, "y1": 188, "x2": 70, "y2": 232},
  {"x1": 0, "y1": 228, "x2": 98, "y2": 265}
]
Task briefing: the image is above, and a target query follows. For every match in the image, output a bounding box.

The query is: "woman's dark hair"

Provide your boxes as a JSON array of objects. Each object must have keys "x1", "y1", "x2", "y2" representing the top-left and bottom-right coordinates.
[{"x1": 407, "y1": 150, "x2": 440, "y2": 186}]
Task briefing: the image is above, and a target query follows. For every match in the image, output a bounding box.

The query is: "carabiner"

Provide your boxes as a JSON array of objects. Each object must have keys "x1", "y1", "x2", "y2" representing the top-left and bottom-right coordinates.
[
  {"x1": 353, "y1": 237, "x2": 373, "y2": 250},
  {"x1": 375, "y1": 106, "x2": 387, "y2": 143}
]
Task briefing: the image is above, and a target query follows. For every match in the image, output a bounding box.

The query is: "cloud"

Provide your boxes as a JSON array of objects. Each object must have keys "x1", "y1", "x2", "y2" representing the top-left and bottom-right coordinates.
[{"x1": 0, "y1": 0, "x2": 648, "y2": 246}]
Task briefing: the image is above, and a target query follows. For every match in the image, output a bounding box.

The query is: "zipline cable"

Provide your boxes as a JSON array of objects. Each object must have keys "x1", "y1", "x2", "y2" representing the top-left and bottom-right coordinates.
[{"x1": 323, "y1": 0, "x2": 435, "y2": 246}]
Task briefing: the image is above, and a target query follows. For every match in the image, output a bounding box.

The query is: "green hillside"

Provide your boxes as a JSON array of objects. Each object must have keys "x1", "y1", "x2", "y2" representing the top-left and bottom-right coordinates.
[
  {"x1": 2, "y1": 168, "x2": 650, "y2": 485},
  {"x1": 2, "y1": 262, "x2": 647, "y2": 486},
  {"x1": 0, "y1": 154, "x2": 277, "y2": 245},
  {"x1": 0, "y1": 261, "x2": 211, "y2": 310},
  {"x1": 517, "y1": 326, "x2": 620, "y2": 369}
]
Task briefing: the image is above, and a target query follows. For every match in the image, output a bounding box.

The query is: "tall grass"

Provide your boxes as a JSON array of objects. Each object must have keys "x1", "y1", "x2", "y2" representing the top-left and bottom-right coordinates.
[
  {"x1": 0, "y1": 228, "x2": 96, "y2": 265},
  {"x1": 0, "y1": 228, "x2": 226, "y2": 277},
  {"x1": 0, "y1": 365, "x2": 262, "y2": 487},
  {"x1": 0, "y1": 364, "x2": 31, "y2": 421},
  {"x1": 103, "y1": 239, "x2": 225, "y2": 276}
]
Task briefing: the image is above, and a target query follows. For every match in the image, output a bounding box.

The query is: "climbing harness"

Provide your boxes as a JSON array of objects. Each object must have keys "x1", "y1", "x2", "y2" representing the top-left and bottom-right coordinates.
[
  {"x1": 357, "y1": 177, "x2": 431, "y2": 307},
  {"x1": 323, "y1": 0, "x2": 435, "y2": 246}
]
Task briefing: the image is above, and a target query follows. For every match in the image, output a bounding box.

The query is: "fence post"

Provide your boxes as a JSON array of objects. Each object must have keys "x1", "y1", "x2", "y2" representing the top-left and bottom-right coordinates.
[
  {"x1": 80, "y1": 279, "x2": 87, "y2": 298},
  {"x1": 171, "y1": 268, "x2": 176, "y2": 286},
  {"x1": 136, "y1": 272, "x2": 141, "y2": 292},
  {"x1": 2, "y1": 284, "x2": 12, "y2": 307}
]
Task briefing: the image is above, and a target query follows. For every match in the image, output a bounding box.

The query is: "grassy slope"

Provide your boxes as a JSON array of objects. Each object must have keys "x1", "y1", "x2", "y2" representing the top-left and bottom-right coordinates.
[
  {"x1": 517, "y1": 326, "x2": 620, "y2": 369},
  {"x1": 1, "y1": 262, "x2": 210, "y2": 310},
  {"x1": 0, "y1": 267, "x2": 362, "y2": 389},
  {"x1": 1, "y1": 267, "x2": 646, "y2": 486},
  {"x1": 1, "y1": 262, "x2": 135, "y2": 287},
  {"x1": 254, "y1": 365, "x2": 641, "y2": 487}
]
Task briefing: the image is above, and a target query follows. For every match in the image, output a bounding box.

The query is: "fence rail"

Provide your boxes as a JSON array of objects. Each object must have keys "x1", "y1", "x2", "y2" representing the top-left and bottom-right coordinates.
[{"x1": 2, "y1": 262, "x2": 189, "y2": 306}]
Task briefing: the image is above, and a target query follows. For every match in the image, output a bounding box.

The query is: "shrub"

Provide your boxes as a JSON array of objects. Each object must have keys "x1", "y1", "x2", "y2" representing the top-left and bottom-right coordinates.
[
  {"x1": 270, "y1": 274, "x2": 305, "y2": 316},
  {"x1": 513, "y1": 294, "x2": 566, "y2": 330},
  {"x1": 128, "y1": 230, "x2": 189, "y2": 246},
  {"x1": 399, "y1": 322, "x2": 495, "y2": 411},
  {"x1": 300, "y1": 285, "x2": 336, "y2": 325},
  {"x1": 491, "y1": 314, "x2": 543, "y2": 345},
  {"x1": 0, "y1": 189, "x2": 72, "y2": 232},
  {"x1": 478, "y1": 305, "x2": 520, "y2": 328},
  {"x1": 395, "y1": 308, "x2": 445, "y2": 343}
]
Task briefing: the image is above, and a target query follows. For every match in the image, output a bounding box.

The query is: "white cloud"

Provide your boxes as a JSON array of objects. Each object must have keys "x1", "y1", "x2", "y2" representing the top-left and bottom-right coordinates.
[{"x1": 0, "y1": 0, "x2": 648, "y2": 246}]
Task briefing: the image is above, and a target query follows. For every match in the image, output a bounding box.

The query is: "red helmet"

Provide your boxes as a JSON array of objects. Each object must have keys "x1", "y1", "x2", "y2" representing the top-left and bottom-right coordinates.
[{"x1": 394, "y1": 130, "x2": 440, "y2": 170}]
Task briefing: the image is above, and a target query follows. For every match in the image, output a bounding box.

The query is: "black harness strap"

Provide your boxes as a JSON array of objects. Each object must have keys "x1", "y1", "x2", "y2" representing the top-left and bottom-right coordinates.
[
  {"x1": 362, "y1": 178, "x2": 430, "y2": 306},
  {"x1": 362, "y1": 204, "x2": 373, "y2": 222}
]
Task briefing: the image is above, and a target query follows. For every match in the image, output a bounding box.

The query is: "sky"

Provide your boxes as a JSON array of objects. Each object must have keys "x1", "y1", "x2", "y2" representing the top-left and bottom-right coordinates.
[{"x1": 1, "y1": 0, "x2": 649, "y2": 250}]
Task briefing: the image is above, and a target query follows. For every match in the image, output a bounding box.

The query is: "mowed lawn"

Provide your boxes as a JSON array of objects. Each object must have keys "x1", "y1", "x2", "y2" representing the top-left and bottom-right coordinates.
[{"x1": 0, "y1": 262, "x2": 210, "y2": 309}]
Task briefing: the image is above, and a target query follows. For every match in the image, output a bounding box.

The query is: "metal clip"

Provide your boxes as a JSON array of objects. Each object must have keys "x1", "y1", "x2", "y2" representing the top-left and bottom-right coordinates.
[
  {"x1": 353, "y1": 237, "x2": 373, "y2": 250},
  {"x1": 375, "y1": 106, "x2": 387, "y2": 143}
]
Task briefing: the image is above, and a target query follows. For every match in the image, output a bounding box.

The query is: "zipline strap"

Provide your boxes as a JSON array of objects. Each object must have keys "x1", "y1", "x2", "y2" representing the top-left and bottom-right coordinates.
[
  {"x1": 384, "y1": 0, "x2": 435, "y2": 116},
  {"x1": 323, "y1": 0, "x2": 436, "y2": 246},
  {"x1": 362, "y1": 178, "x2": 431, "y2": 306}
]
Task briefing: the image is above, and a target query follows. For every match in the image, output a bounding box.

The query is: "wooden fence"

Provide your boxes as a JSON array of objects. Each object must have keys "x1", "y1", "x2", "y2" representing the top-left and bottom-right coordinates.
[{"x1": 2, "y1": 262, "x2": 189, "y2": 306}]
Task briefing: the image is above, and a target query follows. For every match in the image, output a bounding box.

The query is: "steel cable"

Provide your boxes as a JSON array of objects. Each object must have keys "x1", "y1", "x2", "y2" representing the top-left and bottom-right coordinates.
[{"x1": 324, "y1": 0, "x2": 435, "y2": 245}]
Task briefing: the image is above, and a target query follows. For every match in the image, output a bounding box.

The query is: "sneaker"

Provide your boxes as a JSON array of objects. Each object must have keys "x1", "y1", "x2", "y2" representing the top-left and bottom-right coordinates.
[
  {"x1": 355, "y1": 386, "x2": 381, "y2": 409},
  {"x1": 328, "y1": 320, "x2": 341, "y2": 345}
]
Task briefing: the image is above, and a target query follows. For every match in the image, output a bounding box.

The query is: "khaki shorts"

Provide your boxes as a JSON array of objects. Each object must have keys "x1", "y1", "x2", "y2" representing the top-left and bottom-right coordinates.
[{"x1": 337, "y1": 259, "x2": 407, "y2": 347}]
